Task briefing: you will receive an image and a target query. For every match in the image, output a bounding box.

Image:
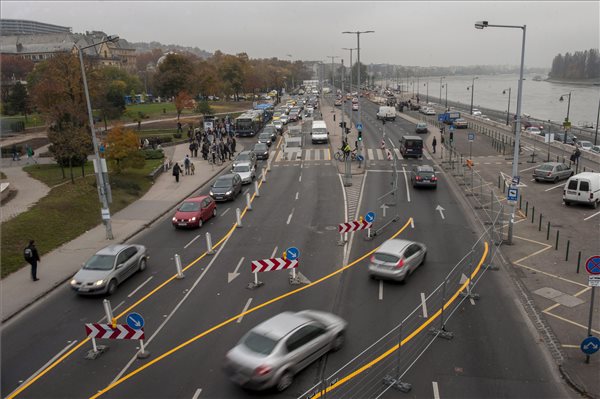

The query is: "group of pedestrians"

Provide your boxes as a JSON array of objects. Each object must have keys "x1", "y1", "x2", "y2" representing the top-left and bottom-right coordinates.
[{"x1": 11, "y1": 143, "x2": 37, "y2": 164}]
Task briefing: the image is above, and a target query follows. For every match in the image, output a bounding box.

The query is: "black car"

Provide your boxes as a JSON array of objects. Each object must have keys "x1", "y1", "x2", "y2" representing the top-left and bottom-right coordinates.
[
  {"x1": 262, "y1": 125, "x2": 278, "y2": 142},
  {"x1": 253, "y1": 143, "x2": 269, "y2": 160},
  {"x1": 257, "y1": 132, "x2": 272, "y2": 147},
  {"x1": 209, "y1": 173, "x2": 243, "y2": 202}
]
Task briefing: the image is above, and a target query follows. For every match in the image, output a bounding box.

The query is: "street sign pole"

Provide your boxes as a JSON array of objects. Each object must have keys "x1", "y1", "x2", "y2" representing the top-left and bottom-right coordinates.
[
  {"x1": 586, "y1": 286, "x2": 596, "y2": 363},
  {"x1": 584, "y1": 255, "x2": 600, "y2": 363}
]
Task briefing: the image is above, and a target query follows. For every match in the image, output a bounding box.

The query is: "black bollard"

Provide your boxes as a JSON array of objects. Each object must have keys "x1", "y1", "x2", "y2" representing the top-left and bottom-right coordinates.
[
  {"x1": 565, "y1": 240, "x2": 570, "y2": 261},
  {"x1": 546, "y1": 221, "x2": 551, "y2": 240},
  {"x1": 555, "y1": 230, "x2": 560, "y2": 250},
  {"x1": 576, "y1": 252, "x2": 581, "y2": 273},
  {"x1": 539, "y1": 214, "x2": 543, "y2": 231}
]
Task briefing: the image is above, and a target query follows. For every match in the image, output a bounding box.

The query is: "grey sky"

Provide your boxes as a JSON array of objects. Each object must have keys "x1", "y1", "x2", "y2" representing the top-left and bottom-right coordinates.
[{"x1": 2, "y1": 1, "x2": 598, "y2": 68}]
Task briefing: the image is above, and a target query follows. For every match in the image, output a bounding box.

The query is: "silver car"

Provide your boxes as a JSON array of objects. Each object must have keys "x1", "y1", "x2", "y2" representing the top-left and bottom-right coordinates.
[
  {"x1": 368, "y1": 239, "x2": 427, "y2": 282},
  {"x1": 70, "y1": 244, "x2": 148, "y2": 295},
  {"x1": 231, "y1": 162, "x2": 255, "y2": 184},
  {"x1": 224, "y1": 310, "x2": 347, "y2": 392},
  {"x1": 533, "y1": 162, "x2": 573, "y2": 183}
]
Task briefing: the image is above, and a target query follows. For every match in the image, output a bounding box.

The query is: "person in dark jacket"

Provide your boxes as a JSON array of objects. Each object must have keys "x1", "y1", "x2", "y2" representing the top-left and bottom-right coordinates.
[
  {"x1": 24, "y1": 240, "x2": 41, "y2": 281},
  {"x1": 172, "y1": 162, "x2": 181, "y2": 182}
]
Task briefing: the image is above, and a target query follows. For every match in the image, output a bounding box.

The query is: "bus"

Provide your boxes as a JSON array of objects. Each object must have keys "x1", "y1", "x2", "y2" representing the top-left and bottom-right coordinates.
[{"x1": 235, "y1": 112, "x2": 261, "y2": 137}]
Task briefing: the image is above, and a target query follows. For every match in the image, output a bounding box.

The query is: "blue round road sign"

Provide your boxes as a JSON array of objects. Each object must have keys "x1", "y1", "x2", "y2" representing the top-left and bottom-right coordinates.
[
  {"x1": 365, "y1": 212, "x2": 375, "y2": 223},
  {"x1": 126, "y1": 312, "x2": 145, "y2": 330},
  {"x1": 585, "y1": 255, "x2": 600, "y2": 275},
  {"x1": 286, "y1": 247, "x2": 299, "y2": 261},
  {"x1": 581, "y1": 336, "x2": 600, "y2": 355}
]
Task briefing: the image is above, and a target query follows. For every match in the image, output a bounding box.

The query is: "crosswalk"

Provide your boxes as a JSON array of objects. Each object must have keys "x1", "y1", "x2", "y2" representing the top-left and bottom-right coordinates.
[{"x1": 272, "y1": 148, "x2": 427, "y2": 162}]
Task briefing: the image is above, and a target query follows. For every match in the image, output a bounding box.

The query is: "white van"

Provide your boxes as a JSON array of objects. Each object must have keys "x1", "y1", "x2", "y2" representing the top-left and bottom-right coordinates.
[
  {"x1": 311, "y1": 120, "x2": 328, "y2": 144},
  {"x1": 376, "y1": 106, "x2": 396, "y2": 121},
  {"x1": 563, "y1": 172, "x2": 600, "y2": 208}
]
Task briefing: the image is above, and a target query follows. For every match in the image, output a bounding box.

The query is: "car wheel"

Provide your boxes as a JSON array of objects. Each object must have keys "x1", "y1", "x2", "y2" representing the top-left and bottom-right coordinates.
[
  {"x1": 594, "y1": 200, "x2": 599, "y2": 210},
  {"x1": 276, "y1": 371, "x2": 293, "y2": 392},
  {"x1": 212, "y1": 208, "x2": 217, "y2": 217},
  {"x1": 107, "y1": 279, "x2": 118, "y2": 296},
  {"x1": 534, "y1": 178, "x2": 539, "y2": 182},
  {"x1": 564, "y1": 201, "x2": 571, "y2": 206},
  {"x1": 570, "y1": 171, "x2": 574, "y2": 177},
  {"x1": 198, "y1": 218, "x2": 203, "y2": 228},
  {"x1": 332, "y1": 332, "x2": 345, "y2": 351},
  {"x1": 554, "y1": 176, "x2": 559, "y2": 183},
  {"x1": 139, "y1": 258, "x2": 147, "y2": 272}
]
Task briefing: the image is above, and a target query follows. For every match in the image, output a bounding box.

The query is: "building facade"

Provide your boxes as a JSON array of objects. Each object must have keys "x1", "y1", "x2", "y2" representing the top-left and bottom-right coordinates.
[{"x1": 0, "y1": 19, "x2": 71, "y2": 36}]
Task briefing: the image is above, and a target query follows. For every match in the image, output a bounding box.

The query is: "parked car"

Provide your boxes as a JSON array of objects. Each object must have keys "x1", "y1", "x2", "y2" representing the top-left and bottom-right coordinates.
[
  {"x1": 472, "y1": 109, "x2": 482, "y2": 116},
  {"x1": 591, "y1": 145, "x2": 600, "y2": 154},
  {"x1": 578, "y1": 140, "x2": 594, "y2": 151},
  {"x1": 231, "y1": 162, "x2": 256, "y2": 184},
  {"x1": 554, "y1": 132, "x2": 577, "y2": 145},
  {"x1": 233, "y1": 150, "x2": 257, "y2": 169},
  {"x1": 209, "y1": 173, "x2": 243, "y2": 202},
  {"x1": 563, "y1": 172, "x2": 600, "y2": 208},
  {"x1": 415, "y1": 122, "x2": 428, "y2": 134},
  {"x1": 224, "y1": 310, "x2": 347, "y2": 391},
  {"x1": 525, "y1": 127, "x2": 542, "y2": 135},
  {"x1": 352, "y1": 103, "x2": 359, "y2": 111},
  {"x1": 425, "y1": 108, "x2": 436, "y2": 115},
  {"x1": 258, "y1": 132, "x2": 272, "y2": 147},
  {"x1": 411, "y1": 165, "x2": 438, "y2": 188},
  {"x1": 70, "y1": 244, "x2": 148, "y2": 295},
  {"x1": 532, "y1": 162, "x2": 573, "y2": 183},
  {"x1": 453, "y1": 118, "x2": 468, "y2": 129},
  {"x1": 334, "y1": 99, "x2": 342, "y2": 106},
  {"x1": 253, "y1": 143, "x2": 269, "y2": 160},
  {"x1": 368, "y1": 239, "x2": 427, "y2": 282},
  {"x1": 172, "y1": 195, "x2": 217, "y2": 228}
]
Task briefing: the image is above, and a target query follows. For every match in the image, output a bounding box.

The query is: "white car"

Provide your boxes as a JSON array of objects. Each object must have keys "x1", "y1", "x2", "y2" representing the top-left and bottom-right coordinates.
[
  {"x1": 472, "y1": 109, "x2": 482, "y2": 116},
  {"x1": 231, "y1": 162, "x2": 255, "y2": 184},
  {"x1": 525, "y1": 127, "x2": 541, "y2": 135},
  {"x1": 352, "y1": 103, "x2": 359, "y2": 111},
  {"x1": 280, "y1": 115, "x2": 289, "y2": 125},
  {"x1": 273, "y1": 120, "x2": 283, "y2": 132},
  {"x1": 591, "y1": 145, "x2": 600, "y2": 154},
  {"x1": 578, "y1": 140, "x2": 594, "y2": 151},
  {"x1": 425, "y1": 108, "x2": 436, "y2": 115}
]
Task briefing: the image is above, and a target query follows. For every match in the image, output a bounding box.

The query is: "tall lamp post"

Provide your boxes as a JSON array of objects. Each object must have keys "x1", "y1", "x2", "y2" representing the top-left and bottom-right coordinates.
[
  {"x1": 595, "y1": 96, "x2": 600, "y2": 145},
  {"x1": 424, "y1": 81, "x2": 429, "y2": 104},
  {"x1": 286, "y1": 54, "x2": 294, "y2": 90},
  {"x1": 476, "y1": 20, "x2": 527, "y2": 245},
  {"x1": 342, "y1": 47, "x2": 357, "y2": 95},
  {"x1": 559, "y1": 92, "x2": 572, "y2": 143},
  {"x1": 343, "y1": 29, "x2": 374, "y2": 160},
  {"x1": 326, "y1": 55, "x2": 340, "y2": 91},
  {"x1": 439, "y1": 76, "x2": 445, "y2": 105},
  {"x1": 467, "y1": 76, "x2": 478, "y2": 114},
  {"x1": 76, "y1": 35, "x2": 120, "y2": 240},
  {"x1": 442, "y1": 83, "x2": 448, "y2": 109},
  {"x1": 502, "y1": 87, "x2": 512, "y2": 126}
]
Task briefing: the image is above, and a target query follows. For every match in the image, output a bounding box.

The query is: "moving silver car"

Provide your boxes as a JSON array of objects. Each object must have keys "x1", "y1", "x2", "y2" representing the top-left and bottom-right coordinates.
[
  {"x1": 231, "y1": 162, "x2": 255, "y2": 184},
  {"x1": 224, "y1": 310, "x2": 347, "y2": 392},
  {"x1": 70, "y1": 244, "x2": 148, "y2": 295},
  {"x1": 533, "y1": 162, "x2": 573, "y2": 183},
  {"x1": 368, "y1": 239, "x2": 427, "y2": 282}
]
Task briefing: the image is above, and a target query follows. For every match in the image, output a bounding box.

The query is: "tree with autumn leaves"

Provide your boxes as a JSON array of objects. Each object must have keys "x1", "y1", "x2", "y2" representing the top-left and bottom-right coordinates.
[{"x1": 104, "y1": 124, "x2": 144, "y2": 173}]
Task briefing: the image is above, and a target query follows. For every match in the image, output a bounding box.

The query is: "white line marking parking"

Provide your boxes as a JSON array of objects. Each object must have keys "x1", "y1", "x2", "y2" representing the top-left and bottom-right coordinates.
[
  {"x1": 184, "y1": 235, "x2": 201, "y2": 249},
  {"x1": 584, "y1": 210, "x2": 600, "y2": 221},
  {"x1": 192, "y1": 388, "x2": 202, "y2": 399},
  {"x1": 432, "y1": 381, "x2": 440, "y2": 399},
  {"x1": 127, "y1": 276, "x2": 154, "y2": 298}
]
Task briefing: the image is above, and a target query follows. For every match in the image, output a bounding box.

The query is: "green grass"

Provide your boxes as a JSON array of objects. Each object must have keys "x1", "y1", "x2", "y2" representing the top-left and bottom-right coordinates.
[
  {"x1": 24, "y1": 162, "x2": 96, "y2": 187},
  {"x1": 1, "y1": 114, "x2": 46, "y2": 128},
  {"x1": 1, "y1": 159, "x2": 162, "y2": 278},
  {"x1": 0, "y1": 172, "x2": 6, "y2": 179}
]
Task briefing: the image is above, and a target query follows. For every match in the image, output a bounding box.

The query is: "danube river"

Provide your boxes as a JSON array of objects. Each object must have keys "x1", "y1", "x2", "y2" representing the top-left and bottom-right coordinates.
[{"x1": 393, "y1": 74, "x2": 600, "y2": 127}]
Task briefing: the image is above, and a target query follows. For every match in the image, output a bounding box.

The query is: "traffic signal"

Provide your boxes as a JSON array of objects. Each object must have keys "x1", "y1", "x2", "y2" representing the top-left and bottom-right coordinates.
[
  {"x1": 358, "y1": 131, "x2": 362, "y2": 141},
  {"x1": 345, "y1": 127, "x2": 351, "y2": 134},
  {"x1": 449, "y1": 131, "x2": 454, "y2": 143}
]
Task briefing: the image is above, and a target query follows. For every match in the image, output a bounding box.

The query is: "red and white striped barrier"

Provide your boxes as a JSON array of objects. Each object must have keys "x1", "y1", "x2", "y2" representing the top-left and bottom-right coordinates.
[
  {"x1": 338, "y1": 220, "x2": 372, "y2": 234},
  {"x1": 85, "y1": 323, "x2": 145, "y2": 340},
  {"x1": 251, "y1": 258, "x2": 298, "y2": 273}
]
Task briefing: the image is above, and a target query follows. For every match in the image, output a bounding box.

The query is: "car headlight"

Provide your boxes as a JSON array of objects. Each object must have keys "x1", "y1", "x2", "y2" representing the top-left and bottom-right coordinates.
[
  {"x1": 191, "y1": 217, "x2": 196, "y2": 221},
  {"x1": 70, "y1": 279, "x2": 78, "y2": 286},
  {"x1": 226, "y1": 190, "x2": 233, "y2": 195},
  {"x1": 172, "y1": 217, "x2": 177, "y2": 221},
  {"x1": 209, "y1": 190, "x2": 214, "y2": 196},
  {"x1": 94, "y1": 279, "x2": 105, "y2": 286}
]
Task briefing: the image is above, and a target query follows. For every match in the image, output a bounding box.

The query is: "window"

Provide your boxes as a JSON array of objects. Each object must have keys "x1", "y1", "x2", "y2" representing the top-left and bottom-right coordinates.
[
  {"x1": 243, "y1": 332, "x2": 277, "y2": 355},
  {"x1": 579, "y1": 181, "x2": 590, "y2": 192},
  {"x1": 568, "y1": 180, "x2": 578, "y2": 190},
  {"x1": 286, "y1": 325, "x2": 326, "y2": 352}
]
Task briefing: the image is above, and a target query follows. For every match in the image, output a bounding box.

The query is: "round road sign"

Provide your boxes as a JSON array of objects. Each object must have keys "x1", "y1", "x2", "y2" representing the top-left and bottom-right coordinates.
[
  {"x1": 581, "y1": 336, "x2": 600, "y2": 355},
  {"x1": 126, "y1": 312, "x2": 145, "y2": 330},
  {"x1": 286, "y1": 247, "x2": 299, "y2": 261},
  {"x1": 585, "y1": 255, "x2": 600, "y2": 275},
  {"x1": 365, "y1": 212, "x2": 375, "y2": 223}
]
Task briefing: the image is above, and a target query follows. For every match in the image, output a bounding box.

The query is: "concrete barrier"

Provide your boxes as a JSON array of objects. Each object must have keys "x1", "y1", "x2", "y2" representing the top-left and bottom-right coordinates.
[{"x1": 1, "y1": 182, "x2": 11, "y2": 201}]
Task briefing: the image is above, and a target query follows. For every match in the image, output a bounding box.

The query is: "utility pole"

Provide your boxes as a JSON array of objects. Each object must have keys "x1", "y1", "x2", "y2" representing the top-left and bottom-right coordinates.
[
  {"x1": 326, "y1": 55, "x2": 340, "y2": 91},
  {"x1": 342, "y1": 47, "x2": 357, "y2": 95}
]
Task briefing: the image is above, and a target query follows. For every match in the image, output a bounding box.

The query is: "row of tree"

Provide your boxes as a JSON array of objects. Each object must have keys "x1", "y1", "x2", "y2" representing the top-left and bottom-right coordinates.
[{"x1": 549, "y1": 48, "x2": 599, "y2": 80}]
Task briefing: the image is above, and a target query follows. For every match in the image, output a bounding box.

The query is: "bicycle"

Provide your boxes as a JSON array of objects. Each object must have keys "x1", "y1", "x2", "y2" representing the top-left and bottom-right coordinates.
[{"x1": 334, "y1": 150, "x2": 357, "y2": 162}]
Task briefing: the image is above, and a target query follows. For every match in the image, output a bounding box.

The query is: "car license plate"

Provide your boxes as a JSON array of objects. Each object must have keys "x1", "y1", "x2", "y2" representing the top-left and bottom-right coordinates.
[
  {"x1": 79, "y1": 287, "x2": 89, "y2": 292},
  {"x1": 178, "y1": 223, "x2": 187, "y2": 226},
  {"x1": 567, "y1": 190, "x2": 576, "y2": 195}
]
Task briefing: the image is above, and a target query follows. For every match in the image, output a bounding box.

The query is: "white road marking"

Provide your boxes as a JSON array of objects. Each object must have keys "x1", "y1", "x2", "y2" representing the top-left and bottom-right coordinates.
[
  {"x1": 271, "y1": 246, "x2": 279, "y2": 259},
  {"x1": 287, "y1": 208, "x2": 295, "y2": 225},
  {"x1": 421, "y1": 292, "x2": 428, "y2": 318},
  {"x1": 220, "y1": 208, "x2": 230, "y2": 217},
  {"x1": 520, "y1": 164, "x2": 541, "y2": 172},
  {"x1": 192, "y1": 388, "x2": 202, "y2": 399},
  {"x1": 432, "y1": 381, "x2": 440, "y2": 399},
  {"x1": 545, "y1": 183, "x2": 564, "y2": 192},
  {"x1": 584, "y1": 210, "x2": 600, "y2": 221},
  {"x1": 127, "y1": 276, "x2": 154, "y2": 298},
  {"x1": 184, "y1": 235, "x2": 201, "y2": 249},
  {"x1": 295, "y1": 192, "x2": 299, "y2": 200},
  {"x1": 299, "y1": 174, "x2": 302, "y2": 182},
  {"x1": 402, "y1": 166, "x2": 411, "y2": 203},
  {"x1": 379, "y1": 280, "x2": 383, "y2": 300},
  {"x1": 10, "y1": 340, "x2": 79, "y2": 396},
  {"x1": 243, "y1": 188, "x2": 249, "y2": 195},
  {"x1": 237, "y1": 298, "x2": 253, "y2": 323},
  {"x1": 470, "y1": 297, "x2": 476, "y2": 306},
  {"x1": 227, "y1": 257, "x2": 245, "y2": 283}
]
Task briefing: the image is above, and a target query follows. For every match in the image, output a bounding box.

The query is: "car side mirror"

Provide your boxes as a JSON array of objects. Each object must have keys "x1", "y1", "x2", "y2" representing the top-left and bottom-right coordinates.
[{"x1": 116, "y1": 263, "x2": 124, "y2": 269}]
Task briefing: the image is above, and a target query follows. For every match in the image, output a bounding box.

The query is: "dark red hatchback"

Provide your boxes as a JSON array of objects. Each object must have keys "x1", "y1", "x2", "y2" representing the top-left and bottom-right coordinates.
[{"x1": 172, "y1": 195, "x2": 217, "y2": 229}]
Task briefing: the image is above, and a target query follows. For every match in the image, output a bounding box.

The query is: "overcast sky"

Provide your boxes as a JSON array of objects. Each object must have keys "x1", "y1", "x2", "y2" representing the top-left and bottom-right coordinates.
[{"x1": 2, "y1": 1, "x2": 598, "y2": 68}]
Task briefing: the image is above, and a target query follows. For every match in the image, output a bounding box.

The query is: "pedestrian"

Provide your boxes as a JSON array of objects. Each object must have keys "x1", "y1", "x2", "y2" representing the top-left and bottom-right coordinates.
[
  {"x1": 202, "y1": 142, "x2": 209, "y2": 160},
  {"x1": 432, "y1": 136, "x2": 437, "y2": 154},
  {"x1": 441, "y1": 135, "x2": 445, "y2": 146},
  {"x1": 24, "y1": 240, "x2": 40, "y2": 281},
  {"x1": 184, "y1": 155, "x2": 191, "y2": 175},
  {"x1": 190, "y1": 162, "x2": 195, "y2": 175},
  {"x1": 12, "y1": 144, "x2": 20, "y2": 161},
  {"x1": 193, "y1": 142, "x2": 199, "y2": 158},
  {"x1": 231, "y1": 136, "x2": 237, "y2": 153},
  {"x1": 189, "y1": 142, "x2": 195, "y2": 157},
  {"x1": 26, "y1": 145, "x2": 37, "y2": 164},
  {"x1": 172, "y1": 162, "x2": 181, "y2": 182},
  {"x1": 177, "y1": 122, "x2": 182, "y2": 133}
]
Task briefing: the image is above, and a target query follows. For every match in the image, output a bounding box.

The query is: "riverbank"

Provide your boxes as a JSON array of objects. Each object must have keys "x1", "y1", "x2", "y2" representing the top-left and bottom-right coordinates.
[{"x1": 545, "y1": 77, "x2": 600, "y2": 86}]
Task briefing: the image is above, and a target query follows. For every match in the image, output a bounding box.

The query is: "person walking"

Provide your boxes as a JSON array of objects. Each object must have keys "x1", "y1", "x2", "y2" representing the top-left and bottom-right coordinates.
[
  {"x1": 12, "y1": 144, "x2": 20, "y2": 161},
  {"x1": 172, "y1": 162, "x2": 181, "y2": 182},
  {"x1": 26, "y1": 145, "x2": 37, "y2": 164},
  {"x1": 231, "y1": 136, "x2": 237, "y2": 154},
  {"x1": 24, "y1": 240, "x2": 40, "y2": 281},
  {"x1": 432, "y1": 136, "x2": 437, "y2": 154},
  {"x1": 184, "y1": 155, "x2": 191, "y2": 175}
]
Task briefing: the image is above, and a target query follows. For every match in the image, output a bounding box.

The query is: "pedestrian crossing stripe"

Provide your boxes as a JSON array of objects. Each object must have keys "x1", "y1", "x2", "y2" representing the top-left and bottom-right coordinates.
[{"x1": 274, "y1": 148, "x2": 406, "y2": 162}]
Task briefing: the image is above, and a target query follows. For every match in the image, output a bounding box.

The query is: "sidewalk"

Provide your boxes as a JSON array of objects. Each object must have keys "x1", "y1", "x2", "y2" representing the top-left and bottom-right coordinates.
[{"x1": 0, "y1": 142, "x2": 232, "y2": 322}]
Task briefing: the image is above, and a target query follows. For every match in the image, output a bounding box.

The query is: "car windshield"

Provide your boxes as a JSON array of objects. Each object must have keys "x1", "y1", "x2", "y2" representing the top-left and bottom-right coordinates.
[
  {"x1": 179, "y1": 202, "x2": 201, "y2": 212},
  {"x1": 233, "y1": 165, "x2": 250, "y2": 173},
  {"x1": 213, "y1": 178, "x2": 232, "y2": 188},
  {"x1": 255, "y1": 144, "x2": 267, "y2": 151},
  {"x1": 236, "y1": 154, "x2": 250, "y2": 162},
  {"x1": 242, "y1": 331, "x2": 278, "y2": 355},
  {"x1": 373, "y1": 253, "x2": 400, "y2": 263},
  {"x1": 84, "y1": 254, "x2": 116, "y2": 270},
  {"x1": 259, "y1": 134, "x2": 270, "y2": 139}
]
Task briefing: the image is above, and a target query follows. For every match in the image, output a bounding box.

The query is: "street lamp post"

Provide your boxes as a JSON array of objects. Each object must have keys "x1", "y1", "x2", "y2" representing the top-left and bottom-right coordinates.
[
  {"x1": 559, "y1": 92, "x2": 572, "y2": 144},
  {"x1": 503, "y1": 87, "x2": 512, "y2": 126},
  {"x1": 326, "y1": 55, "x2": 340, "y2": 91},
  {"x1": 342, "y1": 47, "x2": 357, "y2": 96},
  {"x1": 468, "y1": 76, "x2": 479, "y2": 114},
  {"x1": 439, "y1": 76, "x2": 445, "y2": 105},
  {"x1": 76, "y1": 35, "x2": 120, "y2": 240},
  {"x1": 595, "y1": 96, "x2": 600, "y2": 145},
  {"x1": 476, "y1": 20, "x2": 527, "y2": 245},
  {"x1": 442, "y1": 83, "x2": 448, "y2": 109},
  {"x1": 286, "y1": 54, "x2": 294, "y2": 90},
  {"x1": 424, "y1": 82, "x2": 429, "y2": 104}
]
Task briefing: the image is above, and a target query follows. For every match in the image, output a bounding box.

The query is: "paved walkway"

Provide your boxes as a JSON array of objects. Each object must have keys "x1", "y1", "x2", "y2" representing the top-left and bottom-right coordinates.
[{"x1": 1, "y1": 141, "x2": 233, "y2": 322}]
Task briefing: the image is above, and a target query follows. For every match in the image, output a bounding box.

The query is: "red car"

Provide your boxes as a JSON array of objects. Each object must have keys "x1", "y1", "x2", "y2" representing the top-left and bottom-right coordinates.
[{"x1": 172, "y1": 195, "x2": 217, "y2": 229}]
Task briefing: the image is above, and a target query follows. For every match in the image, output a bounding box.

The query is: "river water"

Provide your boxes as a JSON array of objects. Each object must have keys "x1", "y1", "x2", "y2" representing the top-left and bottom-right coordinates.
[{"x1": 388, "y1": 74, "x2": 600, "y2": 127}]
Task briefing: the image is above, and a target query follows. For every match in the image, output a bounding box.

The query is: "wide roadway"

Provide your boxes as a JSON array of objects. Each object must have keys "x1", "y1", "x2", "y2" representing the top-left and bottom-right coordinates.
[{"x1": 2, "y1": 101, "x2": 570, "y2": 399}]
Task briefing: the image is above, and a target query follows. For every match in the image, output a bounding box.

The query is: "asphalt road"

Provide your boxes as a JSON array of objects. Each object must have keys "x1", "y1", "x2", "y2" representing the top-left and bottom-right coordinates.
[{"x1": 1, "y1": 97, "x2": 572, "y2": 399}]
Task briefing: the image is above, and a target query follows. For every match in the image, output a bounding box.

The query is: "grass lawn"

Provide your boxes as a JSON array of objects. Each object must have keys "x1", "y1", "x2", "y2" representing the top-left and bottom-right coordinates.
[
  {"x1": 25, "y1": 162, "x2": 96, "y2": 187},
  {"x1": 1, "y1": 158, "x2": 163, "y2": 278},
  {"x1": 122, "y1": 101, "x2": 254, "y2": 121},
  {"x1": 1, "y1": 114, "x2": 46, "y2": 128},
  {"x1": 0, "y1": 172, "x2": 6, "y2": 179}
]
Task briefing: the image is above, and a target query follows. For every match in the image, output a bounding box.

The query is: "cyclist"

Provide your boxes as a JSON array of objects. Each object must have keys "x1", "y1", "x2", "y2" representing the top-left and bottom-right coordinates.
[{"x1": 343, "y1": 141, "x2": 352, "y2": 160}]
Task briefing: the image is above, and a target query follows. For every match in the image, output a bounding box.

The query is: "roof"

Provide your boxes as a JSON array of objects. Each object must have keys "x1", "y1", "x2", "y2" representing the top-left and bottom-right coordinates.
[
  {"x1": 96, "y1": 244, "x2": 129, "y2": 256},
  {"x1": 183, "y1": 195, "x2": 209, "y2": 202},
  {"x1": 253, "y1": 311, "x2": 310, "y2": 340},
  {"x1": 377, "y1": 239, "x2": 412, "y2": 256}
]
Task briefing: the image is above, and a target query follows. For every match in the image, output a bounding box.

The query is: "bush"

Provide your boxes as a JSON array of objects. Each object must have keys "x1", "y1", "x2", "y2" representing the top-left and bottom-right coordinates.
[
  {"x1": 173, "y1": 133, "x2": 182, "y2": 139},
  {"x1": 143, "y1": 149, "x2": 165, "y2": 160}
]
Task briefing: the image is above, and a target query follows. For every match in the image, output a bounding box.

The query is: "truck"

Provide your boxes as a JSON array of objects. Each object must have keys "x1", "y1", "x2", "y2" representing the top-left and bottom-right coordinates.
[
  {"x1": 376, "y1": 106, "x2": 396, "y2": 121},
  {"x1": 438, "y1": 111, "x2": 461, "y2": 125}
]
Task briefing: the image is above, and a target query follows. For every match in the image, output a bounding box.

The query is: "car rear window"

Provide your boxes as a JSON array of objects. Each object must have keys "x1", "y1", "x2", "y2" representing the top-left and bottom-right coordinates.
[
  {"x1": 233, "y1": 165, "x2": 250, "y2": 173},
  {"x1": 180, "y1": 202, "x2": 200, "y2": 212},
  {"x1": 579, "y1": 181, "x2": 590, "y2": 192},
  {"x1": 243, "y1": 331, "x2": 277, "y2": 355},
  {"x1": 405, "y1": 140, "x2": 423, "y2": 149},
  {"x1": 567, "y1": 180, "x2": 578, "y2": 190},
  {"x1": 374, "y1": 253, "x2": 400, "y2": 263},
  {"x1": 418, "y1": 172, "x2": 435, "y2": 179},
  {"x1": 538, "y1": 164, "x2": 553, "y2": 171}
]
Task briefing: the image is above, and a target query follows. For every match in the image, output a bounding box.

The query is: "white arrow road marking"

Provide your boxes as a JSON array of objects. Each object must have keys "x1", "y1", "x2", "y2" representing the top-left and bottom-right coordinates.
[
  {"x1": 237, "y1": 298, "x2": 253, "y2": 323},
  {"x1": 460, "y1": 273, "x2": 469, "y2": 285},
  {"x1": 380, "y1": 203, "x2": 389, "y2": 217},
  {"x1": 432, "y1": 381, "x2": 440, "y2": 399},
  {"x1": 192, "y1": 389, "x2": 202, "y2": 399},
  {"x1": 402, "y1": 166, "x2": 411, "y2": 202},
  {"x1": 295, "y1": 192, "x2": 299, "y2": 200},
  {"x1": 379, "y1": 280, "x2": 383, "y2": 300},
  {"x1": 421, "y1": 292, "x2": 428, "y2": 318},
  {"x1": 128, "y1": 276, "x2": 154, "y2": 298},
  {"x1": 228, "y1": 257, "x2": 245, "y2": 283},
  {"x1": 436, "y1": 205, "x2": 445, "y2": 219}
]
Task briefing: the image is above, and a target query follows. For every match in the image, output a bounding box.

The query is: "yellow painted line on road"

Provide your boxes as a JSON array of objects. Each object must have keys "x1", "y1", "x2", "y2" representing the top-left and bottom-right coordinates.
[
  {"x1": 561, "y1": 344, "x2": 581, "y2": 348},
  {"x1": 88, "y1": 219, "x2": 415, "y2": 398},
  {"x1": 543, "y1": 310, "x2": 600, "y2": 335},
  {"x1": 311, "y1": 242, "x2": 490, "y2": 399}
]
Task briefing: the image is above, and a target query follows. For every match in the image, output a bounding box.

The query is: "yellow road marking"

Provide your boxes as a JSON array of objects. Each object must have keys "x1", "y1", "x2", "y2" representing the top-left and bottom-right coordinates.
[
  {"x1": 561, "y1": 344, "x2": 581, "y2": 348},
  {"x1": 86, "y1": 219, "x2": 415, "y2": 398},
  {"x1": 543, "y1": 310, "x2": 600, "y2": 335}
]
